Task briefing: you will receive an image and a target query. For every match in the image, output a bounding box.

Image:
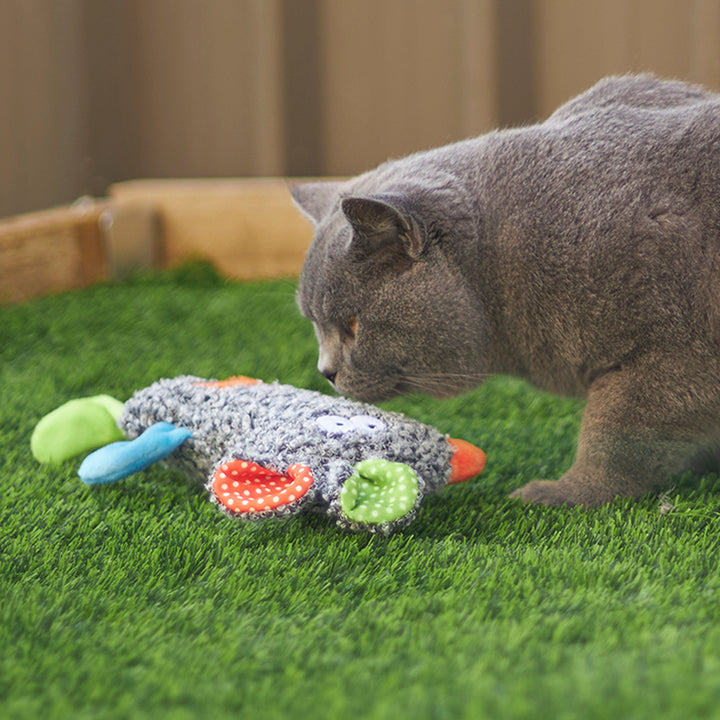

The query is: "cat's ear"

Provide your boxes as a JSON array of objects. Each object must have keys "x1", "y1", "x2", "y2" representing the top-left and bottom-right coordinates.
[
  {"x1": 341, "y1": 196, "x2": 424, "y2": 260},
  {"x1": 290, "y1": 181, "x2": 345, "y2": 225}
]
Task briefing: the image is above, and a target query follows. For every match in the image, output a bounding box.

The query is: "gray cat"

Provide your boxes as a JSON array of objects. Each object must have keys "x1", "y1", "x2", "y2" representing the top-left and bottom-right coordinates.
[{"x1": 291, "y1": 74, "x2": 720, "y2": 508}]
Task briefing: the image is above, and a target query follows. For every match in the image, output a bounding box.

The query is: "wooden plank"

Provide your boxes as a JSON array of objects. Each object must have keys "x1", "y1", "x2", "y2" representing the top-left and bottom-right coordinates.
[
  {"x1": 0, "y1": 0, "x2": 87, "y2": 218},
  {"x1": 689, "y1": 0, "x2": 720, "y2": 90},
  {"x1": 80, "y1": 1, "x2": 143, "y2": 191},
  {"x1": 496, "y1": 0, "x2": 538, "y2": 126},
  {"x1": 319, "y1": 0, "x2": 499, "y2": 175},
  {"x1": 629, "y1": 0, "x2": 692, "y2": 78},
  {"x1": 535, "y1": 0, "x2": 720, "y2": 118},
  {"x1": 0, "y1": 178, "x2": 325, "y2": 304},
  {"x1": 250, "y1": 0, "x2": 285, "y2": 176},
  {"x1": 458, "y1": 0, "x2": 498, "y2": 136},
  {"x1": 0, "y1": 201, "x2": 108, "y2": 304},
  {"x1": 535, "y1": 0, "x2": 632, "y2": 118},
  {"x1": 129, "y1": 0, "x2": 285, "y2": 178},
  {"x1": 99, "y1": 202, "x2": 164, "y2": 279},
  {"x1": 109, "y1": 178, "x2": 317, "y2": 280},
  {"x1": 281, "y1": 0, "x2": 324, "y2": 175}
]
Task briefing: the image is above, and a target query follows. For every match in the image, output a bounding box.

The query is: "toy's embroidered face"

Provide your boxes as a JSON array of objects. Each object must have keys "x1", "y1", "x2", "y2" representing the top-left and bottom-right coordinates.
[
  {"x1": 110, "y1": 375, "x2": 486, "y2": 531},
  {"x1": 315, "y1": 414, "x2": 387, "y2": 436}
]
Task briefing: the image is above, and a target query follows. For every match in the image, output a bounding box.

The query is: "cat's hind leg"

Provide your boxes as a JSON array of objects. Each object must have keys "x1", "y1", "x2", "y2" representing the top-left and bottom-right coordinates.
[{"x1": 510, "y1": 357, "x2": 720, "y2": 507}]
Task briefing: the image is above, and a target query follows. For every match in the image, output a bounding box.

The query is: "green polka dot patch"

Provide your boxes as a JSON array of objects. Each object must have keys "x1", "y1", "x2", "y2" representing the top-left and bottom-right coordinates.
[{"x1": 340, "y1": 458, "x2": 419, "y2": 524}]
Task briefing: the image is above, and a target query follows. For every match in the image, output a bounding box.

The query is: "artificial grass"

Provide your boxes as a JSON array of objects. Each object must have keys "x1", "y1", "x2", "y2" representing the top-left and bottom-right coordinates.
[{"x1": 3, "y1": 264, "x2": 720, "y2": 719}]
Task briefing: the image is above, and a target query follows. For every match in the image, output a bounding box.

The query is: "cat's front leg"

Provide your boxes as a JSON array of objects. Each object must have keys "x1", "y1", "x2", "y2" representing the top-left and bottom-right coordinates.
[{"x1": 510, "y1": 361, "x2": 720, "y2": 507}]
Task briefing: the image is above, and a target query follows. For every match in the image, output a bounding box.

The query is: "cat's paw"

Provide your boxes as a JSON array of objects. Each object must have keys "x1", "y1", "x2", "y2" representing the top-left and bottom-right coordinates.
[
  {"x1": 510, "y1": 478, "x2": 617, "y2": 508},
  {"x1": 509, "y1": 480, "x2": 579, "y2": 507}
]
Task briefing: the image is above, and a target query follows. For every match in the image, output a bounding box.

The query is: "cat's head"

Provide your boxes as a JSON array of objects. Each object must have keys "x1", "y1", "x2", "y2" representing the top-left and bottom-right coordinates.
[{"x1": 292, "y1": 179, "x2": 489, "y2": 402}]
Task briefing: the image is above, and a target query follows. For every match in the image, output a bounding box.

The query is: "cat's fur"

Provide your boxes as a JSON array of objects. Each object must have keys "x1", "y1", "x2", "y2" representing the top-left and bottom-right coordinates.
[{"x1": 292, "y1": 74, "x2": 720, "y2": 507}]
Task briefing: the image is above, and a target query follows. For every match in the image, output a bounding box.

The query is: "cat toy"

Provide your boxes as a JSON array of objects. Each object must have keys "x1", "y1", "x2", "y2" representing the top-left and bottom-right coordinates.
[{"x1": 31, "y1": 375, "x2": 486, "y2": 533}]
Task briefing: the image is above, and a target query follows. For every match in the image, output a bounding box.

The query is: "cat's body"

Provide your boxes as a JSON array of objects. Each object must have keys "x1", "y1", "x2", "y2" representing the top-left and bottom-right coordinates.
[{"x1": 292, "y1": 75, "x2": 720, "y2": 507}]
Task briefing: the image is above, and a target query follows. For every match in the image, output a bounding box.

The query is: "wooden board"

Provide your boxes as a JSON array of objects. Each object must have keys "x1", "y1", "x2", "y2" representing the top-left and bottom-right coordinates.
[
  {"x1": 108, "y1": 178, "x2": 317, "y2": 280},
  {"x1": 0, "y1": 201, "x2": 108, "y2": 304},
  {"x1": 0, "y1": 178, "x2": 327, "y2": 304}
]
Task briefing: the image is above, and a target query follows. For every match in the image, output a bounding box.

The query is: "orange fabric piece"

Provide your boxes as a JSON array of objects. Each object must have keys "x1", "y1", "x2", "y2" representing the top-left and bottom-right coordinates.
[
  {"x1": 195, "y1": 376, "x2": 261, "y2": 389},
  {"x1": 447, "y1": 438, "x2": 486, "y2": 484}
]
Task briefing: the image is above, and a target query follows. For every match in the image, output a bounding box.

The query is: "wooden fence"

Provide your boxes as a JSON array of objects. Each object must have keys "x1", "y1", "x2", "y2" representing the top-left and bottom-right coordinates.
[{"x1": 3, "y1": 0, "x2": 720, "y2": 220}]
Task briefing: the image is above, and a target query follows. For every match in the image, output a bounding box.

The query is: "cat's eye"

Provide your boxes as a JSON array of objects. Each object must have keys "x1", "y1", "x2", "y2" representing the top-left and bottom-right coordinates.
[{"x1": 344, "y1": 317, "x2": 358, "y2": 338}]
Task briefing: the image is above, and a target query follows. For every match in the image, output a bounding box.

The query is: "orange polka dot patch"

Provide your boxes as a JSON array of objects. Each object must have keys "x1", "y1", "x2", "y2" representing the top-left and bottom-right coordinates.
[{"x1": 212, "y1": 460, "x2": 315, "y2": 514}]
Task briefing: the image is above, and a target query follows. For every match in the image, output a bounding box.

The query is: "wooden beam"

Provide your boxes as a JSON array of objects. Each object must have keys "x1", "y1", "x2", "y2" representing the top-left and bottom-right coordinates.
[
  {"x1": 0, "y1": 178, "x2": 326, "y2": 304},
  {"x1": 0, "y1": 200, "x2": 108, "y2": 304},
  {"x1": 109, "y1": 178, "x2": 316, "y2": 280}
]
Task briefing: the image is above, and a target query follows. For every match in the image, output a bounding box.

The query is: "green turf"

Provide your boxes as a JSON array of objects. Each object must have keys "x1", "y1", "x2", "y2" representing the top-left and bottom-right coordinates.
[{"x1": 3, "y1": 264, "x2": 720, "y2": 720}]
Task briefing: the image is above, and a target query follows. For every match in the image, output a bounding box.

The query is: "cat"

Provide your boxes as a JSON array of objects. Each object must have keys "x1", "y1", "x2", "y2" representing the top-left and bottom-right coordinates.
[{"x1": 291, "y1": 74, "x2": 720, "y2": 508}]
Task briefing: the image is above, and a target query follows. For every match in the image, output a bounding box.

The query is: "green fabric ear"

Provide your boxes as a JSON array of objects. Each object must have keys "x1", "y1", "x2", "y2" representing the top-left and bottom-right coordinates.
[
  {"x1": 31, "y1": 395, "x2": 126, "y2": 464},
  {"x1": 340, "y1": 458, "x2": 419, "y2": 524}
]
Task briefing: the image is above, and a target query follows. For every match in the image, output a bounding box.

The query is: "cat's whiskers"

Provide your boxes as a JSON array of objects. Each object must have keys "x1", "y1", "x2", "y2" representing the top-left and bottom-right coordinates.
[
  {"x1": 402, "y1": 371, "x2": 492, "y2": 383},
  {"x1": 397, "y1": 370, "x2": 492, "y2": 395}
]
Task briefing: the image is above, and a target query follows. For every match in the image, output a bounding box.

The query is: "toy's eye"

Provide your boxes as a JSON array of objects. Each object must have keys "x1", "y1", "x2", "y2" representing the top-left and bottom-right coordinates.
[
  {"x1": 316, "y1": 415, "x2": 355, "y2": 435},
  {"x1": 315, "y1": 414, "x2": 386, "y2": 436},
  {"x1": 350, "y1": 415, "x2": 386, "y2": 433}
]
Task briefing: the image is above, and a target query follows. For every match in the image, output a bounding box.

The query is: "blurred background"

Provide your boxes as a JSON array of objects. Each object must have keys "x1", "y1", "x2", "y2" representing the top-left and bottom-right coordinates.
[{"x1": 2, "y1": 0, "x2": 720, "y2": 219}]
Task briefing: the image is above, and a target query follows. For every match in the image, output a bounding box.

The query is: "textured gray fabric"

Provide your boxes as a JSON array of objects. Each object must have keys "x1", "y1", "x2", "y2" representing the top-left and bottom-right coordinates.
[{"x1": 119, "y1": 376, "x2": 456, "y2": 532}]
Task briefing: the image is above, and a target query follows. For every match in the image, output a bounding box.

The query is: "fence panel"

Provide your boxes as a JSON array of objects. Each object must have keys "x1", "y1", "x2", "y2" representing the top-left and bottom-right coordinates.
[{"x1": 4, "y1": 1, "x2": 720, "y2": 220}]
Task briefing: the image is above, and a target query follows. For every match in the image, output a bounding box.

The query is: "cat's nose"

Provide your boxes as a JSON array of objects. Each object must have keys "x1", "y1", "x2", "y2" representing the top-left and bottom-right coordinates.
[
  {"x1": 317, "y1": 346, "x2": 337, "y2": 385},
  {"x1": 320, "y1": 368, "x2": 337, "y2": 385}
]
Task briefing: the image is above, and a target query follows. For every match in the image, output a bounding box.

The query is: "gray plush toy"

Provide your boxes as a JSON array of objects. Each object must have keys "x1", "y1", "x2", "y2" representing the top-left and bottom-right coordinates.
[{"x1": 33, "y1": 375, "x2": 486, "y2": 533}]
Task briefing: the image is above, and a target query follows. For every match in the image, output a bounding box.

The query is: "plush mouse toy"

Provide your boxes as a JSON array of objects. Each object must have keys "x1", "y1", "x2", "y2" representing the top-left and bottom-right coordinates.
[{"x1": 32, "y1": 375, "x2": 486, "y2": 533}]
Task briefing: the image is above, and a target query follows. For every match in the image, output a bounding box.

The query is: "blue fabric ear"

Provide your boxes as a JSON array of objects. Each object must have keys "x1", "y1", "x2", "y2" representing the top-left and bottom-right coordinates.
[{"x1": 78, "y1": 422, "x2": 192, "y2": 485}]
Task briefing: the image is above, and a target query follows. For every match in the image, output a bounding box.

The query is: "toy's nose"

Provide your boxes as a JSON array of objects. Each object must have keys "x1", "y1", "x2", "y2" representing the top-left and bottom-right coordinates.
[{"x1": 447, "y1": 438, "x2": 486, "y2": 483}]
